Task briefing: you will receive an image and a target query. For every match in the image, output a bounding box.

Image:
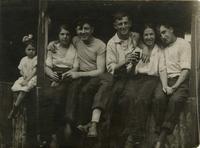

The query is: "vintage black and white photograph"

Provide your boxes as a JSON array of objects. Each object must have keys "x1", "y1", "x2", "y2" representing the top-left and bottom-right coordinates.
[{"x1": 0, "y1": 0, "x2": 200, "y2": 148}]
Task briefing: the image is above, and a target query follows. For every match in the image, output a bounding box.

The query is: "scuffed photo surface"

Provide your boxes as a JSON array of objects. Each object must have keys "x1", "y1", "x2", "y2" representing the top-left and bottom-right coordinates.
[{"x1": 0, "y1": 1, "x2": 199, "y2": 148}]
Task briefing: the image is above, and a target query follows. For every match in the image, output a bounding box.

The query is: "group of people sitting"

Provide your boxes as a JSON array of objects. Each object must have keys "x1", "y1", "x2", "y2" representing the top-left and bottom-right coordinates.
[{"x1": 8, "y1": 11, "x2": 191, "y2": 148}]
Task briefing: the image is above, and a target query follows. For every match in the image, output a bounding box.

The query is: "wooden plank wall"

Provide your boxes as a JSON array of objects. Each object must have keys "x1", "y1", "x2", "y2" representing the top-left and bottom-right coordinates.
[
  {"x1": 0, "y1": 82, "x2": 13, "y2": 148},
  {"x1": 191, "y1": 1, "x2": 200, "y2": 146},
  {"x1": 0, "y1": 82, "x2": 198, "y2": 148},
  {"x1": 0, "y1": 82, "x2": 37, "y2": 148},
  {"x1": 145, "y1": 97, "x2": 198, "y2": 148}
]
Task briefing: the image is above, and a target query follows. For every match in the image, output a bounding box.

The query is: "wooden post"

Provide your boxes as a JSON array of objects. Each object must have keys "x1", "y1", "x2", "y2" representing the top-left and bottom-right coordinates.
[
  {"x1": 36, "y1": 0, "x2": 48, "y2": 136},
  {"x1": 191, "y1": 1, "x2": 200, "y2": 145}
]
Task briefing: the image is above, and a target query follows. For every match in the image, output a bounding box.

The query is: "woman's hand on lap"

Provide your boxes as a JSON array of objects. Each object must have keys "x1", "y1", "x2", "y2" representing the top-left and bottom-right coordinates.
[{"x1": 50, "y1": 71, "x2": 59, "y2": 81}]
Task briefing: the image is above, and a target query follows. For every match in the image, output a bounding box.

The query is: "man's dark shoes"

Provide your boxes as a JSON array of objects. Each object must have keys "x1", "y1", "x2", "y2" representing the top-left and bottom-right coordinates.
[
  {"x1": 124, "y1": 135, "x2": 142, "y2": 148},
  {"x1": 87, "y1": 122, "x2": 97, "y2": 138},
  {"x1": 77, "y1": 122, "x2": 91, "y2": 133},
  {"x1": 49, "y1": 134, "x2": 58, "y2": 148},
  {"x1": 124, "y1": 141, "x2": 134, "y2": 148}
]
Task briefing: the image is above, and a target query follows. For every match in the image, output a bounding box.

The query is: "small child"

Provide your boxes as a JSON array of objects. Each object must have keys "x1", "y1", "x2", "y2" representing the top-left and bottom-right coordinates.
[{"x1": 8, "y1": 34, "x2": 37, "y2": 119}]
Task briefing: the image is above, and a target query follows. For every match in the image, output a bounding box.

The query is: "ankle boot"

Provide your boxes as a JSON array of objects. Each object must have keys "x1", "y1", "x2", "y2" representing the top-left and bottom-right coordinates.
[{"x1": 87, "y1": 122, "x2": 97, "y2": 137}]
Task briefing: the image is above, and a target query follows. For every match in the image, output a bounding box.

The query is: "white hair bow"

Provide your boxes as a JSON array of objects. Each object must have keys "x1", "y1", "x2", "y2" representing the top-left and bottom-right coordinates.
[{"x1": 22, "y1": 34, "x2": 33, "y2": 43}]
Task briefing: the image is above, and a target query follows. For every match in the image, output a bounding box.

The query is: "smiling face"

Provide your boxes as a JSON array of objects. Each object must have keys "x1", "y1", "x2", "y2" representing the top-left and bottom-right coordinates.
[
  {"x1": 58, "y1": 28, "x2": 71, "y2": 46},
  {"x1": 159, "y1": 25, "x2": 174, "y2": 45},
  {"x1": 76, "y1": 23, "x2": 94, "y2": 42},
  {"x1": 114, "y1": 16, "x2": 132, "y2": 38},
  {"x1": 25, "y1": 44, "x2": 36, "y2": 58},
  {"x1": 143, "y1": 27, "x2": 156, "y2": 48}
]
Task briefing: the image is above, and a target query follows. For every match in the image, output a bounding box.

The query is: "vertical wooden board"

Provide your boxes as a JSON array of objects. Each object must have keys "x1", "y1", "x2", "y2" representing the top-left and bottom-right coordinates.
[{"x1": 0, "y1": 82, "x2": 13, "y2": 147}]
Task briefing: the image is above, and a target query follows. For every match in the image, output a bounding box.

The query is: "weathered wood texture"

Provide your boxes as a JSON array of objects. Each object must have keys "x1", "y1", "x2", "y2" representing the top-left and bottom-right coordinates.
[
  {"x1": 11, "y1": 90, "x2": 37, "y2": 148},
  {"x1": 191, "y1": 2, "x2": 200, "y2": 146},
  {"x1": 144, "y1": 97, "x2": 198, "y2": 148},
  {"x1": 94, "y1": 98, "x2": 198, "y2": 148},
  {"x1": 0, "y1": 82, "x2": 37, "y2": 148},
  {"x1": 0, "y1": 82, "x2": 27, "y2": 148},
  {"x1": 12, "y1": 102, "x2": 27, "y2": 148},
  {"x1": 0, "y1": 84, "x2": 198, "y2": 148},
  {"x1": 0, "y1": 82, "x2": 13, "y2": 148}
]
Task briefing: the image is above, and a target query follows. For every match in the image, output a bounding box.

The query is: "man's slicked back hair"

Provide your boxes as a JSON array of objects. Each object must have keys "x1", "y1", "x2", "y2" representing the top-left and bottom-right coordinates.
[{"x1": 112, "y1": 11, "x2": 131, "y2": 23}]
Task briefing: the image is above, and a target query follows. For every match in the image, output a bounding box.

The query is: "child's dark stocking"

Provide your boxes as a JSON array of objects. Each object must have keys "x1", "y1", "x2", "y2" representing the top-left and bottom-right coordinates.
[{"x1": 8, "y1": 91, "x2": 26, "y2": 119}]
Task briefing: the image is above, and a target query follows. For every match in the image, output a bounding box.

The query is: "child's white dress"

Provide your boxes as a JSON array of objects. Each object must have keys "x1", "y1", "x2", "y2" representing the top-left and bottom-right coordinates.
[{"x1": 11, "y1": 56, "x2": 37, "y2": 92}]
